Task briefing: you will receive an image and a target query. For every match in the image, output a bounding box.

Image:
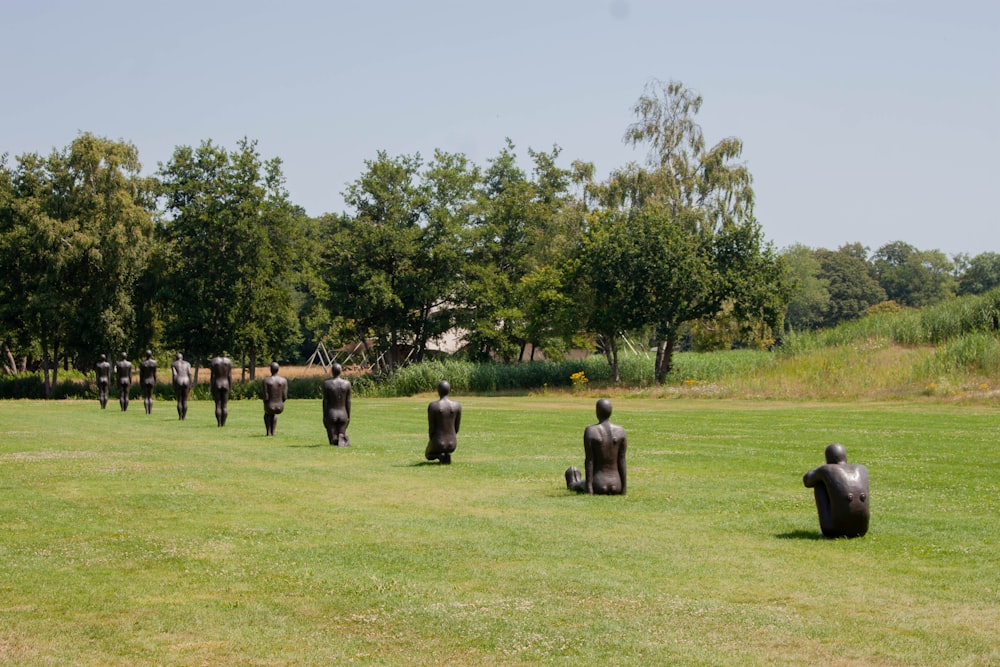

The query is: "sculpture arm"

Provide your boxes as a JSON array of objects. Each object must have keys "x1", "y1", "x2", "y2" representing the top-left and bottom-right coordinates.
[
  {"x1": 618, "y1": 436, "x2": 627, "y2": 494},
  {"x1": 454, "y1": 407, "x2": 461, "y2": 434},
  {"x1": 803, "y1": 467, "x2": 824, "y2": 488},
  {"x1": 345, "y1": 391, "x2": 351, "y2": 417}
]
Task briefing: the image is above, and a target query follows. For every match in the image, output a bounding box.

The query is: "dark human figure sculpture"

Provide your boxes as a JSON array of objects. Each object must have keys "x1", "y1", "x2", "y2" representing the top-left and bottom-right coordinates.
[
  {"x1": 565, "y1": 398, "x2": 627, "y2": 495},
  {"x1": 170, "y1": 353, "x2": 192, "y2": 420},
  {"x1": 209, "y1": 354, "x2": 233, "y2": 427},
  {"x1": 115, "y1": 353, "x2": 132, "y2": 412},
  {"x1": 321, "y1": 362, "x2": 352, "y2": 446},
  {"x1": 95, "y1": 354, "x2": 111, "y2": 409},
  {"x1": 139, "y1": 349, "x2": 157, "y2": 415},
  {"x1": 426, "y1": 380, "x2": 462, "y2": 464},
  {"x1": 803, "y1": 443, "x2": 870, "y2": 538},
  {"x1": 262, "y1": 362, "x2": 288, "y2": 436}
]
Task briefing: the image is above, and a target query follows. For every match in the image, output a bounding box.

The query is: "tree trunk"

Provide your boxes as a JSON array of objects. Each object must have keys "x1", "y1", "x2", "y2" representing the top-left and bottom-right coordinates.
[
  {"x1": 611, "y1": 339, "x2": 620, "y2": 384},
  {"x1": 601, "y1": 334, "x2": 620, "y2": 384},
  {"x1": 248, "y1": 346, "x2": 257, "y2": 381},
  {"x1": 654, "y1": 326, "x2": 678, "y2": 384},
  {"x1": 2, "y1": 343, "x2": 16, "y2": 375}
]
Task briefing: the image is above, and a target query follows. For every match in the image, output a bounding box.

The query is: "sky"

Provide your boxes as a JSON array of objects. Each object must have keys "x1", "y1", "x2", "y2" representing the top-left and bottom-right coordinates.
[{"x1": 2, "y1": 0, "x2": 998, "y2": 257}]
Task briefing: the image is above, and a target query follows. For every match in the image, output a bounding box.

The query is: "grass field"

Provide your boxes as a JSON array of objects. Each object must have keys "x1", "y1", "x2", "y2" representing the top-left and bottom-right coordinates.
[{"x1": 1, "y1": 395, "x2": 997, "y2": 665}]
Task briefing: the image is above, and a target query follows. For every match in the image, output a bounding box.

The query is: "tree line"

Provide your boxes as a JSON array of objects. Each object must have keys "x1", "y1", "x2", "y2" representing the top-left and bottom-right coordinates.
[{"x1": 1, "y1": 80, "x2": 994, "y2": 397}]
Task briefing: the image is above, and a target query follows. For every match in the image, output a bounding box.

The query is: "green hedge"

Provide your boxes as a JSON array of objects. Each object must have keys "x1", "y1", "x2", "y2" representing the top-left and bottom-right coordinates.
[{"x1": 0, "y1": 356, "x2": 649, "y2": 400}]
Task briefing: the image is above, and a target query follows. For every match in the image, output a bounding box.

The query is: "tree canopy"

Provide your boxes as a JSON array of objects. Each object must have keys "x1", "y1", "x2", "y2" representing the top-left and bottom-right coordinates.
[{"x1": 1, "y1": 82, "x2": 991, "y2": 391}]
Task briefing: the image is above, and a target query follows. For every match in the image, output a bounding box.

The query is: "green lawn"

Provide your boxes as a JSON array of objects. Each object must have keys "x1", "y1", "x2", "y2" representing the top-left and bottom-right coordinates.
[{"x1": 1, "y1": 396, "x2": 997, "y2": 665}]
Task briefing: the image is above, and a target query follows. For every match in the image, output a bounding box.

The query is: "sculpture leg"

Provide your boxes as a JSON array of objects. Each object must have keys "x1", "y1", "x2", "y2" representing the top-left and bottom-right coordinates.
[
  {"x1": 565, "y1": 466, "x2": 587, "y2": 492},
  {"x1": 813, "y1": 486, "x2": 835, "y2": 537}
]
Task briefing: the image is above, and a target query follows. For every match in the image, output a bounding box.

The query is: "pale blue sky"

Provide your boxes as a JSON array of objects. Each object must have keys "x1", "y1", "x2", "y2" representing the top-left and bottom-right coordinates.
[{"x1": 3, "y1": 0, "x2": 998, "y2": 256}]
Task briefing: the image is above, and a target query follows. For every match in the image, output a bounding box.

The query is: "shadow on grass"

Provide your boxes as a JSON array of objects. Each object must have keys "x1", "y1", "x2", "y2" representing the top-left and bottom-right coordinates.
[
  {"x1": 285, "y1": 444, "x2": 326, "y2": 448},
  {"x1": 775, "y1": 529, "x2": 825, "y2": 540}
]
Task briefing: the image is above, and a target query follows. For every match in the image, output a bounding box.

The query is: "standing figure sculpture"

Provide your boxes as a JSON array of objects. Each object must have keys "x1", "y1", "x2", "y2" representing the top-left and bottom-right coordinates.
[
  {"x1": 139, "y1": 350, "x2": 157, "y2": 415},
  {"x1": 565, "y1": 398, "x2": 627, "y2": 495},
  {"x1": 170, "y1": 353, "x2": 192, "y2": 420},
  {"x1": 95, "y1": 354, "x2": 111, "y2": 409},
  {"x1": 426, "y1": 380, "x2": 462, "y2": 464},
  {"x1": 209, "y1": 354, "x2": 233, "y2": 427},
  {"x1": 321, "y1": 362, "x2": 352, "y2": 446},
  {"x1": 262, "y1": 362, "x2": 288, "y2": 436},
  {"x1": 115, "y1": 353, "x2": 133, "y2": 412},
  {"x1": 803, "y1": 443, "x2": 870, "y2": 538}
]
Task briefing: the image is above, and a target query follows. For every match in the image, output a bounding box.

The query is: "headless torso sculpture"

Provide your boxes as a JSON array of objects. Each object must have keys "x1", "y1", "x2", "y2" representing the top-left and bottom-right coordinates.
[{"x1": 803, "y1": 443, "x2": 870, "y2": 538}]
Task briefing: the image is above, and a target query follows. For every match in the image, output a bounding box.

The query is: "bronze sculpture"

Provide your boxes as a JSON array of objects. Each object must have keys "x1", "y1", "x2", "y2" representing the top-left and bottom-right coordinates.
[
  {"x1": 803, "y1": 443, "x2": 870, "y2": 538},
  {"x1": 426, "y1": 380, "x2": 461, "y2": 464},
  {"x1": 170, "y1": 353, "x2": 192, "y2": 420},
  {"x1": 262, "y1": 362, "x2": 288, "y2": 436},
  {"x1": 321, "y1": 362, "x2": 351, "y2": 446},
  {"x1": 139, "y1": 349, "x2": 157, "y2": 415},
  {"x1": 209, "y1": 354, "x2": 233, "y2": 427},
  {"x1": 115, "y1": 353, "x2": 132, "y2": 412},
  {"x1": 95, "y1": 353, "x2": 111, "y2": 409},
  {"x1": 565, "y1": 398, "x2": 627, "y2": 494}
]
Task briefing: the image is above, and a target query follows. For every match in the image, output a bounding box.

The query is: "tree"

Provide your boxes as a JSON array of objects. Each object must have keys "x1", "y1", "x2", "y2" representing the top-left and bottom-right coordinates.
[
  {"x1": 324, "y1": 151, "x2": 477, "y2": 370},
  {"x1": 157, "y1": 139, "x2": 299, "y2": 378},
  {"x1": 461, "y1": 140, "x2": 536, "y2": 362},
  {"x1": 575, "y1": 204, "x2": 720, "y2": 381},
  {"x1": 782, "y1": 244, "x2": 831, "y2": 331},
  {"x1": 957, "y1": 251, "x2": 1000, "y2": 295},
  {"x1": 583, "y1": 79, "x2": 786, "y2": 383},
  {"x1": 872, "y1": 241, "x2": 955, "y2": 308},
  {"x1": 0, "y1": 134, "x2": 155, "y2": 396},
  {"x1": 814, "y1": 246, "x2": 886, "y2": 326}
]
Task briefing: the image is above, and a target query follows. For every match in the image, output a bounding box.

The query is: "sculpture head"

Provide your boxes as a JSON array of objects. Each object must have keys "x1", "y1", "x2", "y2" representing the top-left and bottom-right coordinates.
[
  {"x1": 175, "y1": 352, "x2": 183, "y2": 361},
  {"x1": 437, "y1": 380, "x2": 451, "y2": 398},
  {"x1": 825, "y1": 442, "x2": 848, "y2": 464},
  {"x1": 120, "y1": 352, "x2": 128, "y2": 360},
  {"x1": 595, "y1": 398, "x2": 613, "y2": 422},
  {"x1": 145, "y1": 349, "x2": 152, "y2": 358},
  {"x1": 100, "y1": 354, "x2": 107, "y2": 362},
  {"x1": 331, "y1": 362, "x2": 342, "y2": 377},
  {"x1": 270, "y1": 362, "x2": 280, "y2": 375}
]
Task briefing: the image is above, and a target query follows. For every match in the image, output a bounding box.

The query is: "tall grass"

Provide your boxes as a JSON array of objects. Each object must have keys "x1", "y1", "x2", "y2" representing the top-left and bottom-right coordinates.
[
  {"x1": 4, "y1": 288, "x2": 1000, "y2": 402},
  {"x1": 783, "y1": 288, "x2": 1000, "y2": 353}
]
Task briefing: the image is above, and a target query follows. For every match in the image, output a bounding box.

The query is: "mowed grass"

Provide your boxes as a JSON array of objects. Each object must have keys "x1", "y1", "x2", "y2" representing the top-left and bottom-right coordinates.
[{"x1": 0, "y1": 396, "x2": 997, "y2": 665}]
